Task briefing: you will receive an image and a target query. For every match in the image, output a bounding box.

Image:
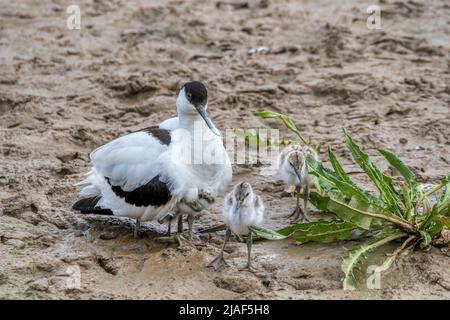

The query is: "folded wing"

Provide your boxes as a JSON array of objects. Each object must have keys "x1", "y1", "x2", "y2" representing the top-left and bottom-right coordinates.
[{"x1": 90, "y1": 127, "x2": 171, "y2": 191}]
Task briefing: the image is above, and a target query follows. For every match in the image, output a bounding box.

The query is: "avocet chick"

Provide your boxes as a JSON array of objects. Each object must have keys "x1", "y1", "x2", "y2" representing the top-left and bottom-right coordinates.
[
  {"x1": 278, "y1": 145, "x2": 319, "y2": 223},
  {"x1": 208, "y1": 182, "x2": 264, "y2": 271}
]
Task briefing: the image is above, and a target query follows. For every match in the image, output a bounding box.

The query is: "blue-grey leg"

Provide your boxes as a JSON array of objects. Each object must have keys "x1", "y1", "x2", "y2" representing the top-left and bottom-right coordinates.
[
  {"x1": 246, "y1": 231, "x2": 253, "y2": 269},
  {"x1": 167, "y1": 220, "x2": 172, "y2": 236},
  {"x1": 134, "y1": 218, "x2": 140, "y2": 239},
  {"x1": 288, "y1": 186, "x2": 302, "y2": 220},
  {"x1": 187, "y1": 214, "x2": 194, "y2": 241},
  {"x1": 177, "y1": 213, "x2": 183, "y2": 234},
  {"x1": 302, "y1": 184, "x2": 311, "y2": 222},
  {"x1": 208, "y1": 228, "x2": 231, "y2": 270}
]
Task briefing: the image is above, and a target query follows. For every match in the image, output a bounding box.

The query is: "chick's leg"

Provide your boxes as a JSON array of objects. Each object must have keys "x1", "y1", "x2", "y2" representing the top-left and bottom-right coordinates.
[
  {"x1": 207, "y1": 228, "x2": 231, "y2": 270},
  {"x1": 292, "y1": 185, "x2": 312, "y2": 223},
  {"x1": 288, "y1": 186, "x2": 302, "y2": 220}
]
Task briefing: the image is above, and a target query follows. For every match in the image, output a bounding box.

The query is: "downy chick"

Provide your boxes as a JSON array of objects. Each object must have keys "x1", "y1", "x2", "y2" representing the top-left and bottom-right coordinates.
[
  {"x1": 278, "y1": 145, "x2": 319, "y2": 223},
  {"x1": 208, "y1": 182, "x2": 264, "y2": 271}
]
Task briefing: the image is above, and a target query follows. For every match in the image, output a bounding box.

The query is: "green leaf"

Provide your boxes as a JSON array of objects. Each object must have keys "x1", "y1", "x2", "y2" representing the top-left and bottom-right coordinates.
[
  {"x1": 419, "y1": 231, "x2": 432, "y2": 249},
  {"x1": 378, "y1": 149, "x2": 417, "y2": 189},
  {"x1": 439, "y1": 180, "x2": 450, "y2": 216},
  {"x1": 379, "y1": 149, "x2": 419, "y2": 205},
  {"x1": 401, "y1": 184, "x2": 414, "y2": 220},
  {"x1": 327, "y1": 195, "x2": 385, "y2": 230},
  {"x1": 439, "y1": 216, "x2": 450, "y2": 228},
  {"x1": 232, "y1": 128, "x2": 293, "y2": 147},
  {"x1": 344, "y1": 131, "x2": 403, "y2": 216},
  {"x1": 327, "y1": 147, "x2": 355, "y2": 186},
  {"x1": 440, "y1": 202, "x2": 450, "y2": 216},
  {"x1": 254, "y1": 111, "x2": 308, "y2": 145},
  {"x1": 307, "y1": 154, "x2": 385, "y2": 208},
  {"x1": 424, "y1": 206, "x2": 450, "y2": 235},
  {"x1": 249, "y1": 225, "x2": 289, "y2": 240},
  {"x1": 342, "y1": 229, "x2": 406, "y2": 290},
  {"x1": 421, "y1": 203, "x2": 439, "y2": 231},
  {"x1": 309, "y1": 191, "x2": 330, "y2": 211},
  {"x1": 277, "y1": 219, "x2": 359, "y2": 244}
]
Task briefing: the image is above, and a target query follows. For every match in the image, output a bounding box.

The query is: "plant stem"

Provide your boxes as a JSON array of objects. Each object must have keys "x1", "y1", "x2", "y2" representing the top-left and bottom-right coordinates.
[
  {"x1": 293, "y1": 130, "x2": 308, "y2": 145},
  {"x1": 398, "y1": 235, "x2": 417, "y2": 252},
  {"x1": 424, "y1": 182, "x2": 445, "y2": 197},
  {"x1": 377, "y1": 235, "x2": 417, "y2": 273},
  {"x1": 414, "y1": 183, "x2": 445, "y2": 217},
  {"x1": 336, "y1": 200, "x2": 415, "y2": 233}
]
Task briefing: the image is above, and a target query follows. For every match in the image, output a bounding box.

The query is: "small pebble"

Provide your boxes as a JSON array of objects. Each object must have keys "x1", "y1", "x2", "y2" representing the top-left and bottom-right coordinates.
[
  {"x1": 414, "y1": 145, "x2": 425, "y2": 151},
  {"x1": 247, "y1": 47, "x2": 270, "y2": 55}
]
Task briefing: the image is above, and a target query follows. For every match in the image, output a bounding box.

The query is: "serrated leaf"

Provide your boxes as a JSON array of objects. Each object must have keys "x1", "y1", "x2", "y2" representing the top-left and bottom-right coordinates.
[
  {"x1": 277, "y1": 219, "x2": 359, "y2": 244},
  {"x1": 378, "y1": 149, "x2": 416, "y2": 188},
  {"x1": 249, "y1": 225, "x2": 289, "y2": 240},
  {"x1": 307, "y1": 154, "x2": 385, "y2": 209},
  {"x1": 419, "y1": 230, "x2": 432, "y2": 249},
  {"x1": 327, "y1": 195, "x2": 384, "y2": 230},
  {"x1": 342, "y1": 229, "x2": 406, "y2": 290},
  {"x1": 344, "y1": 131, "x2": 403, "y2": 216},
  {"x1": 379, "y1": 149, "x2": 419, "y2": 205},
  {"x1": 327, "y1": 147, "x2": 355, "y2": 186}
]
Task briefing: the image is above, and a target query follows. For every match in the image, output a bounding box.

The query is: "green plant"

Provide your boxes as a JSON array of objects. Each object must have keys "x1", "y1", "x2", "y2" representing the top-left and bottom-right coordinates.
[{"x1": 248, "y1": 111, "x2": 450, "y2": 290}]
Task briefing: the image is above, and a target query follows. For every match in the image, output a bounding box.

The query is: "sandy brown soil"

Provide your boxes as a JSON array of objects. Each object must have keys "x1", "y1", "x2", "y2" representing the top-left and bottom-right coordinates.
[{"x1": 0, "y1": 0, "x2": 449, "y2": 299}]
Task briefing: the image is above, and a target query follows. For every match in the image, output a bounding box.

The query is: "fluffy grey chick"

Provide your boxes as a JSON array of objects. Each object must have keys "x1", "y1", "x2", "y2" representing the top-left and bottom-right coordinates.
[
  {"x1": 208, "y1": 182, "x2": 264, "y2": 271},
  {"x1": 278, "y1": 145, "x2": 319, "y2": 223}
]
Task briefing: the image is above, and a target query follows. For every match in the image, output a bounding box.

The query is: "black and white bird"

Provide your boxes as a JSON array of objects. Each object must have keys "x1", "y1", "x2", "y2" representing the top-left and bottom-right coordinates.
[
  {"x1": 72, "y1": 81, "x2": 232, "y2": 238},
  {"x1": 208, "y1": 182, "x2": 264, "y2": 271},
  {"x1": 278, "y1": 144, "x2": 319, "y2": 223}
]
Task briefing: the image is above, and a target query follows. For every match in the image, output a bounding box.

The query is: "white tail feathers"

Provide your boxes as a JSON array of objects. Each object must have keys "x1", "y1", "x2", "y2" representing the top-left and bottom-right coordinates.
[{"x1": 76, "y1": 168, "x2": 103, "y2": 197}]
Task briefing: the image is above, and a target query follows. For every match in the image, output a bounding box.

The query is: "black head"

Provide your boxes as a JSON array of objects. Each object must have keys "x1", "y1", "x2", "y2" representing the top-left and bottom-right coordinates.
[{"x1": 183, "y1": 81, "x2": 208, "y2": 107}]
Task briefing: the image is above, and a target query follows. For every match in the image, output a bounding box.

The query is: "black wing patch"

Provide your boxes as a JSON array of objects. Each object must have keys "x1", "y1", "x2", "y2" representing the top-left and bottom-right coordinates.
[
  {"x1": 72, "y1": 196, "x2": 113, "y2": 215},
  {"x1": 107, "y1": 175, "x2": 172, "y2": 207},
  {"x1": 138, "y1": 126, "x2": 171, "y2": 145}
]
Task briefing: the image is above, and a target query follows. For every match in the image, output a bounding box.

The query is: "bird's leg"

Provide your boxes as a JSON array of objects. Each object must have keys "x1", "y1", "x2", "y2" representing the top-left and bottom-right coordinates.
[
  {"x1": 303, "y1": 184, "x2": 311, "y2": 222},
  {"x1": 293, "y1": 185, "x2": 311, "y2": 223},
  {"x1": 207, "y1": 228, "x2": 231, "y2": 270},
  {"x1": 134, "y1": 218, "x2": 140, "y2": 239},
  {"x1": 247, "y1": 232, "x2": 252, "y2": 268},
  {"x1": 240, "y1": 231, "x2": 256, "y2": 272},
  {"x1": 288, "y1": 186, "x2": 302, "y2": 220},
  {"x1": 187, "y1": 214, "x2": 194, "y2": 241},
  {"x1": 166, "y1": 220, "x2": 172, "y2": 237},
  {"x1": 177, "y1": 213, "x2": 183, "y2": 234}
]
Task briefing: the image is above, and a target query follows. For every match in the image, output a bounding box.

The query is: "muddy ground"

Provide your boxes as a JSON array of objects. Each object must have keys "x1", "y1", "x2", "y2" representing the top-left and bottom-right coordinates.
[{"x1": 0, "y1": 0, "x2": 449, "y2": 299}]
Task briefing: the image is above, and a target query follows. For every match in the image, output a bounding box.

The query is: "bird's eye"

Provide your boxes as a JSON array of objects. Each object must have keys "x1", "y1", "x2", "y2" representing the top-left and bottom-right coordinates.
[{"x1": 187, "y1": 93, "x2": 192, "y2": 99}]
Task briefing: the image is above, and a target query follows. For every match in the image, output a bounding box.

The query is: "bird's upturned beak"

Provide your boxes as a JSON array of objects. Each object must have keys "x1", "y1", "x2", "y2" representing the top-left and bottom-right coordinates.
[
  {"x1": 290, "y1": 163, "x2": 303, "y2": 183},
  {"x1": 195, "y1": 105, "x2": 220, "y2": 136},
  {"x1": 294, "y1": 170, "x2": 302, "y2": 183}
]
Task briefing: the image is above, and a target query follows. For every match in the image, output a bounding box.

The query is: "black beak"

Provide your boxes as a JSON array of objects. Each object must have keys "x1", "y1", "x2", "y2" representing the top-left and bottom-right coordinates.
[
  {"x1": 195, "y1": 105, "x2": 220, "y2": 136},
  {"x1": 290, "y1": 162, "x2": 303, "y2": 182}
]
